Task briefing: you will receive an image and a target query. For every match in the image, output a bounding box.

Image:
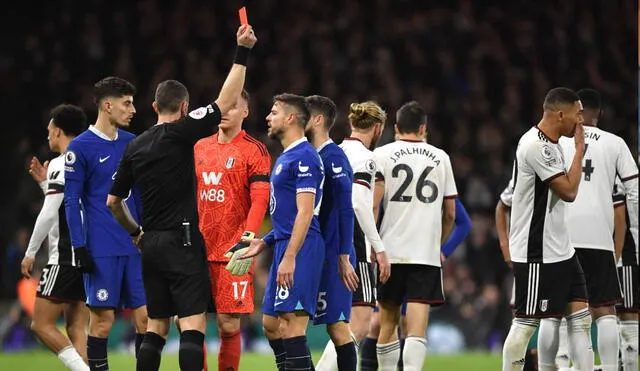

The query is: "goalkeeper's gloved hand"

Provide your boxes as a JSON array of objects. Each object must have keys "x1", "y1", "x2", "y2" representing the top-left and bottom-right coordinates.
[
  {"x1": 75, "y1": 246, "x2": 95, "y2": 273},
  {"x1": 224, "y1": 231, "x2": 254, "y2": 276}
]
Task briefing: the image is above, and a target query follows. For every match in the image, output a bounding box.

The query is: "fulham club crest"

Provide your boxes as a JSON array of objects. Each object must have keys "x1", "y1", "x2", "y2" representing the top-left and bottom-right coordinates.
[
  {"x1": 539, "y1": 299, "x2": 548, "y2": 312},
  {"x1": 225, "y1": 157, "x2": 235, "y2": 169}
]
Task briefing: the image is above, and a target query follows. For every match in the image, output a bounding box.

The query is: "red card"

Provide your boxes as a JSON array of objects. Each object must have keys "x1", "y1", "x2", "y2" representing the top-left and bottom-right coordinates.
[{"x1": 239, "y1": 7, "x2": 248, "y2": 25}]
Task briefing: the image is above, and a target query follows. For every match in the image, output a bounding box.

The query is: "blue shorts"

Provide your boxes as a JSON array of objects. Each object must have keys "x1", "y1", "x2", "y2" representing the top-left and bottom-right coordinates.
[
  {"x1": 314, "y1": 251, "x2": 355, "y2": 325},
  {"x1": 84, "y1": 254, "x2": 146, "y2": 309},
  {"x1": 262, "y1": 234, "x2": 324, "y2": 317}
]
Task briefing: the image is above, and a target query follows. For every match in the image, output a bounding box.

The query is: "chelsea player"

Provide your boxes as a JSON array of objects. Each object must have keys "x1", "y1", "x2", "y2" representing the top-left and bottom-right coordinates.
[
  {"x1": 64, "y1": 77, "x2": 147, "y2": 370},
  {"x1": 305, "y1": 95, "x2": 359, "y2": 371},
  {"x1": 238, "y1": 93, "x2": 324, "y2": 371}
]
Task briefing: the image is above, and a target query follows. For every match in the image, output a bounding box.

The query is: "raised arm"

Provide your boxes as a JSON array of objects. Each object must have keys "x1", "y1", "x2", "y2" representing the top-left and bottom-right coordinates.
[
  {"x1": 214, "y1": 25, "x2": 257, "y2": 115},
  {"x1": 546, "y1": 124, "x2": 585, "y2": 202}
]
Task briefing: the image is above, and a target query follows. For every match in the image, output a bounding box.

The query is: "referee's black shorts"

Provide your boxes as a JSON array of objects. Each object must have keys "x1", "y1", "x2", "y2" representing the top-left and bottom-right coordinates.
[{"x1": 139, "y1": 229, "x2": 212, "y2": 319}]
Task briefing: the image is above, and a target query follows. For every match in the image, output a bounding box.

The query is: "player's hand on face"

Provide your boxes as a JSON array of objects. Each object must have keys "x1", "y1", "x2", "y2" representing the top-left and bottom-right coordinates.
[
  {"x1": 376, "y1": 251, "x2": 391, "y2": 283},
  {"x1": 277, "y1": 255, "x2": 295, "y2": 290},
  {"x1": 238, "y1": 239, "x2": 266, "y2": 259},
  {"x1": 574, "y1": 122, "x2": 585, "y2": 153},
  {"x1": 237, "y1": 25, "x2": 257, "y2": 49},
  {"x1": 28, "y1": 157, "x2": 49, "y2": 184},
  {"x1": 21, "y1": 256, "x2": 35, "y2": 278},
  {"x1": 338, "y1": 255, "x2": 359, "y2": 292}
]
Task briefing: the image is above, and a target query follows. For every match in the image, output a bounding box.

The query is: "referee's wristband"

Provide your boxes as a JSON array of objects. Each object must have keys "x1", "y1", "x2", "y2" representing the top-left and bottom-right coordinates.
[
  {"x1": 234, "y1": 46, "x2": 251, "y2": 66},
  {"x1": 130, "y1": 225, "x2": 142, "y2": 237}
]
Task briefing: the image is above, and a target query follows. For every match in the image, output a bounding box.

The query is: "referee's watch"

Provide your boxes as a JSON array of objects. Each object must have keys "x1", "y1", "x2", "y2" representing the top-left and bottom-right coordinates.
[{"x1": 130, "y1": 225, "x2": 142, "y2": 237}]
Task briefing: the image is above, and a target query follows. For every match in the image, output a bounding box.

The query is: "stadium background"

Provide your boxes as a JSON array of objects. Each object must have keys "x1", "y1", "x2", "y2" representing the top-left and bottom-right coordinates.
[{"x1": 0, "y1": 0, "x2": 637, "y2": 368}]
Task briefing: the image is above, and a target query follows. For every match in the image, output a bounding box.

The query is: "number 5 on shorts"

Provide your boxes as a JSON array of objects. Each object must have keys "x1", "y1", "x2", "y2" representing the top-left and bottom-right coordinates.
[{"x1": 317, "y1": 291, "x2": 327, "y2": 312}]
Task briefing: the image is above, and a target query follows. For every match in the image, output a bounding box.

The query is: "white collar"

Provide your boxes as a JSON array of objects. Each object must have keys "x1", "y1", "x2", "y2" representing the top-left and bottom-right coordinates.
[
  {"x1": 89, "y1": 125, "x2": 118, "y2": 141},
  {"x1": 283, "y1": 137, "x2": 308, "y2": 153},
  {"x1": 316, "y1": 139, "x2": 333, "y2": 153}
]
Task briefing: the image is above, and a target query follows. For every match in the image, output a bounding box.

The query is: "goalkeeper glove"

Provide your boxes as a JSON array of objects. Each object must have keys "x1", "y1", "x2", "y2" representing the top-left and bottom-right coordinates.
[
  {"x1": 224, "y1": 231, "x2": 254, "y2": 276},
  {"x1": 74, "y1": 246, "x2": 95, "y2": 273}
]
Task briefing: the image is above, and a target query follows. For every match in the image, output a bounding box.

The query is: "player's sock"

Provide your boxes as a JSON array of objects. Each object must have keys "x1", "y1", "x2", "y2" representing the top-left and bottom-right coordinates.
[
  {"x1": 566, "y1": 308, "x2": 594, "y2": 371},
  {"x1": 335, "y1": 341, "x2": 356, "y2": 371},
  {"x1": 179, "y1": 330, "x2": 205, "y2": 371},
  {"x1": 397, "y1": 338, "x2": 405, "y2": 370},
  {"x1": 402, "y1": 336, "x2": 427, "y2": 371},
  {"x1": 283, "y1": 336, "x2": 314, "y2": 370},
  {"x1": 135, "y1": 332, "x2": 146, "y2": 358},
  {"x1": 595, "y1": 315, "x2": 619, "y2": 371},
  {"x1": 315, "y1": 341, "x2": 338, "y2": 371},
  {"x1": 620, "y1": 320, "x2": 638, "y2": 371},
  {"x1": 502, "y1": 318, "x2": 538, "y2": 371},
  {"x1": 202, "y1": 340, "x2": 208, "y2": 371},
  {"x1": 136, "y1": 331, "x2": 166, "y2": 371},
  {"x1": 376, "y1": 340, "x2": 400, "y2": 371},
  {"x1": 537, "y1": 318, "x2": 561, "y2": 371},
  {"x1": 359, "y1": 337, "x2": 378, "y2": 371},
  {"x1": 87, "y1": 336, "x2": 109, "y2": 371},
  {"x1": 268, "y1": 338, "x2": 286, "y2": 371},
  {"x1": 218, "y1": 329, "x2": 241, "y2": 371},
  {"x1": 555, "y1": 317, "x2": 571, "y2": 369},
  {"x1": 58, "y1": 345, "x2": 90, "y2": 371},
  {"x1": 523, "y1": 349, "x2": 537, "y2": 371}
]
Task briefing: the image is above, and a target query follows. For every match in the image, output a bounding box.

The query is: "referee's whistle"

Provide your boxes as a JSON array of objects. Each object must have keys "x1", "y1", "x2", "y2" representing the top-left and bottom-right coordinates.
[{"x1": 182, "y1": 220, "x2": 192, "y2": 247}]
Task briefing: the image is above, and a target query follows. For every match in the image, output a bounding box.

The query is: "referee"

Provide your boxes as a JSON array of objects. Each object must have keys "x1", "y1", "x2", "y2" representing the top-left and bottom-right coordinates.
[{"x1": 106, "y1": 25, "x2": 257, "y2": 371}]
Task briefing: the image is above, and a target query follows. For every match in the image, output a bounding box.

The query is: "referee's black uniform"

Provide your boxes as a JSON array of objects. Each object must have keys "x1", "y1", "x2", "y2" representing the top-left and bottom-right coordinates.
[{"x1": 110, "y1": 103, "x2": 221, "y2": 319}]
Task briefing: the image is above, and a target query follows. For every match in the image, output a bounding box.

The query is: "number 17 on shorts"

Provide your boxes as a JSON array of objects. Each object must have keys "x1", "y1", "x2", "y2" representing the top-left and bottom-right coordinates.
[{"x1": 210, "y1": 262, "x2": 254, "y2": 313}]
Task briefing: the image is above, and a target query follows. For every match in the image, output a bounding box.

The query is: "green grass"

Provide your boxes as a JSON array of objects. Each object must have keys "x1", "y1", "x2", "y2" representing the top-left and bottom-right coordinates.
[{"x1": 0, "y1": 350, "x2": 501, "y2": 370}]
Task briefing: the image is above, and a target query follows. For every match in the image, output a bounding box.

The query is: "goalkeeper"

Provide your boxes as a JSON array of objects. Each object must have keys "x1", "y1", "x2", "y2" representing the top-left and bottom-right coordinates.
[{"x1": 194, "y1": 89, "x2": 271, "y2": 371}]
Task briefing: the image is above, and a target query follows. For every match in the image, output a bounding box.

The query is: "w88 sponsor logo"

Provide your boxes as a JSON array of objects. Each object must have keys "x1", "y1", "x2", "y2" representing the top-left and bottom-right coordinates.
[{"x1": 200, "y1": 188, "x2": 226, "y2": 202}]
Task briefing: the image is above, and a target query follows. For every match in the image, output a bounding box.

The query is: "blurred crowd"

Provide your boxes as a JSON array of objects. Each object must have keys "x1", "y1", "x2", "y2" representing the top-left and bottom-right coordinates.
[{"x1": 1, "y1": 0, "x2": 637, "y2": 351}]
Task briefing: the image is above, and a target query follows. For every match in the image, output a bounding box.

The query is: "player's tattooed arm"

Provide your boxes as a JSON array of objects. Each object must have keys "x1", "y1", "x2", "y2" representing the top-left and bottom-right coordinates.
[
  {"x1": 107, "y1": 194, "x2": 143, "y2": 247},
  {"x1": 495, "y1": 199, "x2": 512, "y2": 267}
]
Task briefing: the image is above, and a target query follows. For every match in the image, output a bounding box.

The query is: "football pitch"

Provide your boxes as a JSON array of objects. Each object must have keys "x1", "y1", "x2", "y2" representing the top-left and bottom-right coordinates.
[{"x1": 0, "y1": 351, "x2": 501, "y2": 370}]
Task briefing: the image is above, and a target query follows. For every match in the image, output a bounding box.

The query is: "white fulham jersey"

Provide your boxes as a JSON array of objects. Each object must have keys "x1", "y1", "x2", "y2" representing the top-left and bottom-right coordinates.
[
  {"x1": 559, "y1": 125, "x2": 639, "y2": 252},
  {"x1": 374, "y1": 139, "x2": 458, "y2": 267},
  {"x1": 25, "y1": 155, "x2": 75, "y2": 266},
  {"x1": 340, "y1": 137, "x2": 384, "y2": 262},
  {"x1": 509, "y1": 126, "x2": 572, "y2": 264}
]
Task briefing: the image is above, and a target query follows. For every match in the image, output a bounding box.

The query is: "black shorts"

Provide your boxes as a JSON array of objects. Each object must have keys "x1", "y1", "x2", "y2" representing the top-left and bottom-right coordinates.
[
  {"x1": 617, "y1": 265, "x2": 639, "y2": 313},
  {"x1": 140, "y1": 229, "x2": 212, "y2": 319},
  {"x1": 513, "y1": 254, "x2": 588, "y2": 318},
  {"x1": 36, "y1": 264, "x2": 85, "y2": 302},
  {"x1": 575, "y1": 248, "x2": 623, "y2": 307},
  {"x1": 377, "y1": 264, "x2": 444, "y2": 307},
  {"x1": 352, "y1": 261, "x2": 376, "y2": 307}
]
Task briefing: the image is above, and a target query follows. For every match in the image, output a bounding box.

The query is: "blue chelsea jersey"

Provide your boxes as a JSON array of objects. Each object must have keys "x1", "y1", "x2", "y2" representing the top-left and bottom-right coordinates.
[
  {"x1": 64, "y1": 126, "x2": 142, "y2": 257},
  {"x1": 269, "y1": 138, "x2": 324, "y2": 240},
  {"x1": 317, "y1": 140, "x2": 355, "y2": 257}
]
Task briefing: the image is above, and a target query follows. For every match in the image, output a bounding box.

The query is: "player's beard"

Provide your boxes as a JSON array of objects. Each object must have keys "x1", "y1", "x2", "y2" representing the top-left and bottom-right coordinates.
[
  {"x1": 268, "y1": 125, "x2": 285, "y2": 141},
  {"x1": 304, "y1": 127, "x2": 315, "y2": 143}
]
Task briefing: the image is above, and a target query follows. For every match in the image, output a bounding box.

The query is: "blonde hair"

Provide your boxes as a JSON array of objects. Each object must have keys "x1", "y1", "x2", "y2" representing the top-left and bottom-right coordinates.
[{"x1": 348, "y1": 101, "x2": 387, "y2": 130}]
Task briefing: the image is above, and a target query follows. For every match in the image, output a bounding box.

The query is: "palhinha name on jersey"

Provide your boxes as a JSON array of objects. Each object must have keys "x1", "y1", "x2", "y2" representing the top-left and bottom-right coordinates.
[{"x1": 390, "y1": 147, "x2": 441, "y2": 165}]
